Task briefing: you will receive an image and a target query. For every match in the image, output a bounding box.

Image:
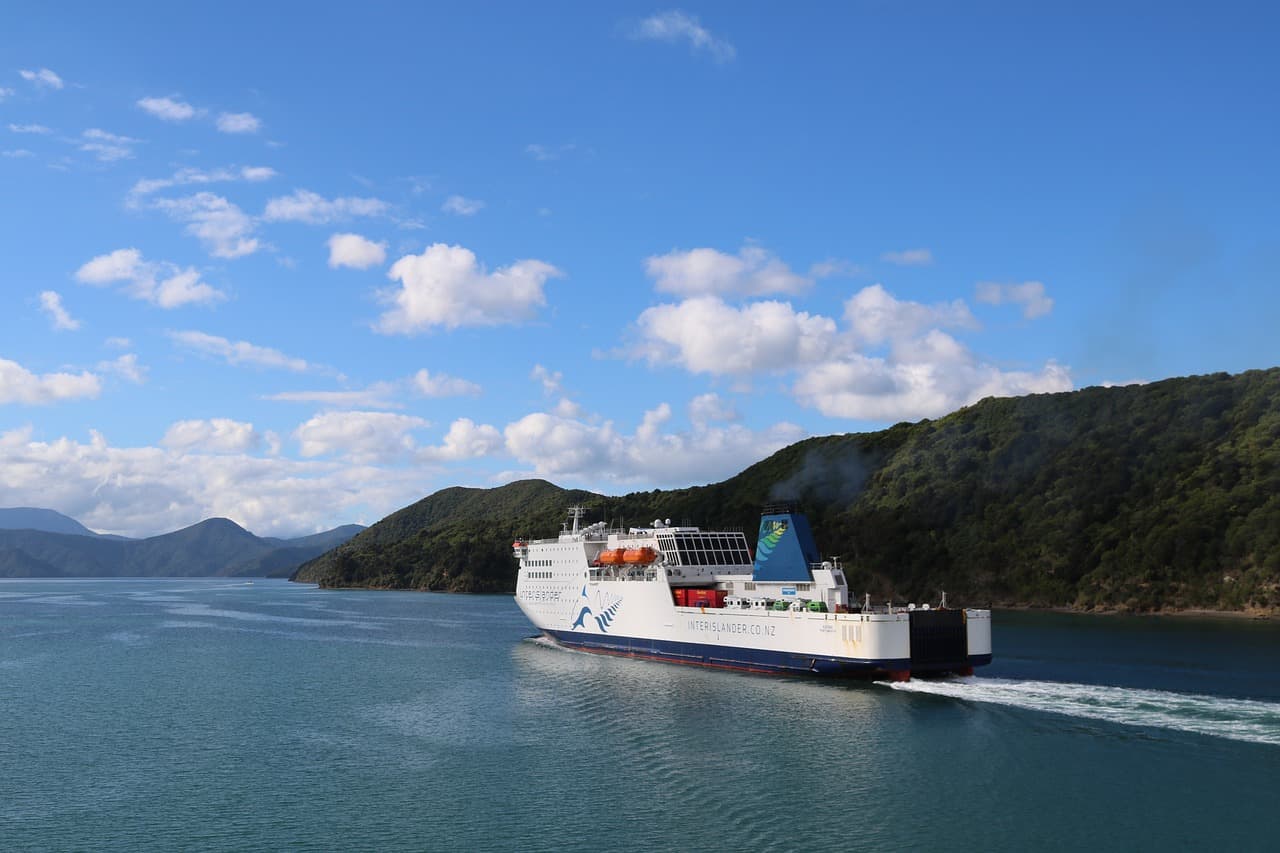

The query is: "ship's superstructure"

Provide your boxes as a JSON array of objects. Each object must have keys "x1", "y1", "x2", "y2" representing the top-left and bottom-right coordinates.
[{"x1": 513, "y1": 504, "x2": 991, "y2": 680}]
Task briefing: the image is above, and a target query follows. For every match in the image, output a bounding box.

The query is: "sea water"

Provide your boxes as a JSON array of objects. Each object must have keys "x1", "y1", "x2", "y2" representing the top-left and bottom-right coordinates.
[{"x1": 2, "y1": 579, "x2": 1278, "y2": 851}]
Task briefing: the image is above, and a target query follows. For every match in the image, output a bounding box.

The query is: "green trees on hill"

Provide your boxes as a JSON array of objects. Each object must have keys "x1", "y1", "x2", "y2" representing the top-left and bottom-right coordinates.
[{"x1": 293, "y1": 368, "x2": 1280, "y2": 614}]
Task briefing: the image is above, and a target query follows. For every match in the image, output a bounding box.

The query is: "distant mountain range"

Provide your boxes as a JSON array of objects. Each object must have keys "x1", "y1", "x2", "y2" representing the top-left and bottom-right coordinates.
[{"x1": 0, "y1": 508, "x2": 364, "y2": 578}]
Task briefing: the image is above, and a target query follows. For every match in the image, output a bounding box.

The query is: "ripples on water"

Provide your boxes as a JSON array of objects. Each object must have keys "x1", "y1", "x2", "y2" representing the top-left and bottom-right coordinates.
[{"x1": 2, "y1": 579, "x2": 1279, "y2": 852}]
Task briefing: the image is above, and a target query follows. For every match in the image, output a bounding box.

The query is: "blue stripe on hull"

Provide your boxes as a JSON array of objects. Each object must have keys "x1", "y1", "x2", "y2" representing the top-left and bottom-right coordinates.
[{"x1": 545, "y1": 630, "x2": 985, "y2": 678}]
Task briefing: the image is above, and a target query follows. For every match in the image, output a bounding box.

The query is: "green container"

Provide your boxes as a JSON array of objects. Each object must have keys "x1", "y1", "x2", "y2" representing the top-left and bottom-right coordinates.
[
  {"x1": 806, "y1": 600, "x2": 828, "y2": 612},
  {"x1": 771, "y1": 599, "x2": 789, "y2": 611}
]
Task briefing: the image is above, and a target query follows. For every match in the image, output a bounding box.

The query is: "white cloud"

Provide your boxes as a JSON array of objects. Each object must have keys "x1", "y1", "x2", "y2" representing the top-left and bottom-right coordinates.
[
  {"x1": 845, "y1": 283, "x2": 977, "y2": 346},
  {"x1": 645, "y1": 244, "x2": 810, "y2": 297},
  {"x1": 105, "y1": 337, "x2": 131, "y2": 349},
  {"x1": 294, "y1": 411, "x2": 428, "y2": 463},
  {"x1": 377, "y1": 243, "x2": 562, "y2": 333},
  {"x1": 412, "y1": 368, "x2": 481, "y2": 397},
  {"x1": 19, "y1": 68, "x2": 63, "y2": 89},
  {"x1": 168, "y1": 330, "x2": 311, "y2": 372},
  {"x1": 0, "y1": 87, "x2": 14, "y2": 101},
  {"x1": 75, "y1": 248, "x2": 225, "y2": 308},
  {"x1": 634, "y1": 296, "x2": 839, "y2": 375},
  {"x1": 418, "y1": 418, "x2": 503, "y2": 462},
  {"x1": 531, "y1": 364, "x2": 564, "y2": 395},
  {"x1": 327, "y1": 232, "x2": 387, "y2": 269},
  {"x1": 2, "y1": 149, "x2": 34, "y2": 158},
  {"x1": 128, "y1": 165, "x2": 277, "y2": 201},
  {"x1": 631, "y1": 11, "x2": 736, "y2": 63},
  {"x1": 80, "y1": 128, "x2": 140, "y2": 162},
  {"x1": 162, "y1": 418, "x2": 261, "y2": 453},
  {"x1": 38, "y1": 291, "x2": 80, "y2": 331},
  {"x1": 152, "y1": 192, "x2": 259, "y2": 258},
  {"x1": 96, "y1": 353, "x2": 147, "y2": 384},
  {"x1": 503, "y1": 402, "x2": 803, "y2": 488},
  {"x1": 689, "y1": 392, "x2": 738, "y2": 426},
  {"x1": 216, "y1": 112, "x2": 261, "y2": 134},
  {"x1": 0, "y1": 425, "x2": 428, "y2": 538},
  {"x1": 794, "y1": 339, "x2": 1072, "y2": 421},
  {"x1": 975, "y1": 281, "x2": 1054, "y2": 319},
  {"x1": 263, "y1": 189, "x2": 388, "y2": 225},
  {"x1": 441, "y1": 195, "x2": 485, "y2": 216},
  {"x1": 0, "y1": 357, "x2": 100, "y2": 404},
  {"x1": 137, "y1": 96, "x2": 200, "y2": 122},
  {"x1": 8, "y1": 123, "x2": 51, "y2": 134},
  {"x1": 881, "y1": 248, "x2": 934, "y2": 266}
]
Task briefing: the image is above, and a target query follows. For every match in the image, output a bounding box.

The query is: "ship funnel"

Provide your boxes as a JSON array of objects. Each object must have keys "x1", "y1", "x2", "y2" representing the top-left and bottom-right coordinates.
[{"x1": 752, "y1": 501, "x2": 821, "y2": 582}]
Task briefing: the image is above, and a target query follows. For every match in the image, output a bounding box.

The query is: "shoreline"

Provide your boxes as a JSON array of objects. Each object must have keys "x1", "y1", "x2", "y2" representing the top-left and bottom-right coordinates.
[{"x1": 995, "y1": 603, "x2": 1278, "y2": 621}]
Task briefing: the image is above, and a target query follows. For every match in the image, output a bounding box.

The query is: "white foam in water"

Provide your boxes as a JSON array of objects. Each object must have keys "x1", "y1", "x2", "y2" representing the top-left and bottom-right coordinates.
[{"x1": 888, "y1": 676, "x2": 1280, "y2": 746}]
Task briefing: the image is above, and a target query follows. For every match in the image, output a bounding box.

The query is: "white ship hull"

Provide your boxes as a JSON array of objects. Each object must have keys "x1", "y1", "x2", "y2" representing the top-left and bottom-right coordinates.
[{"x1": 513, "y1": 508, "x2": 992, "y2": 680}]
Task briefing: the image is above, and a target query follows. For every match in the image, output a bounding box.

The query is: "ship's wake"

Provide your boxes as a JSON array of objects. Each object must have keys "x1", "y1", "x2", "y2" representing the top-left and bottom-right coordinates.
[{"x1": 888, "y1": 676, "x2": 1280, "y2": 746}]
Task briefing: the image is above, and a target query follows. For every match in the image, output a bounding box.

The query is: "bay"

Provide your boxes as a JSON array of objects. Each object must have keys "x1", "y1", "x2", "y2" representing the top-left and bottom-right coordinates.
[{"x1": 2, "y1": 579, "x2": 1278, "y2": 851}]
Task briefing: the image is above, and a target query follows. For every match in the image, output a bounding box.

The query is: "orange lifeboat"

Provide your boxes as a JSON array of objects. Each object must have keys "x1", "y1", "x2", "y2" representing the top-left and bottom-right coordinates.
[
  {"x1": 622, "y1": 546, "x2": 658, "y2": 565},
  {"x1": 598, "y1": 548, "x2": 627, "y2": 566}
]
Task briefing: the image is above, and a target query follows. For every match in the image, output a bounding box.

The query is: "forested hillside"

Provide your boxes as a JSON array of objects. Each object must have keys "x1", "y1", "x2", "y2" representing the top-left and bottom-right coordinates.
[{"x1": 294, "y1": 368, "x2": 1280, "y2": 614}]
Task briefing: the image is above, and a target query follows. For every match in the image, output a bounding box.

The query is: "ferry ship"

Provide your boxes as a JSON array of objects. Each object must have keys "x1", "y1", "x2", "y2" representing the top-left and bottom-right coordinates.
[{"x1": 513, "y1": 503, "x2": 991, "y2": 681}]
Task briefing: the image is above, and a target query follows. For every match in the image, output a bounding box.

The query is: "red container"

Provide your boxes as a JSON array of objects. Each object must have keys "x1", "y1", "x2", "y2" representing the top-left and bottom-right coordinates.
[
  {"x1": 672, "y1": 588, "x2": 687, "y2": 606},
  {"x1": 687, "y1": 590, "x2": 712, "y2": 608}
]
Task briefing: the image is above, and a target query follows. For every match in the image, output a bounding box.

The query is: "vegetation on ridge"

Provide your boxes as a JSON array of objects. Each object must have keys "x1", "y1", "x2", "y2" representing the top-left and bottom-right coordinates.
[{"x1": 293, "y1": 368, "x2": 1280, "y2": 615}]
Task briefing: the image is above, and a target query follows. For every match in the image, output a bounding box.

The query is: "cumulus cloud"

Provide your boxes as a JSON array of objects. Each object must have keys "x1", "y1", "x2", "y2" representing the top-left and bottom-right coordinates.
[
  {"x1": 8, "y1": 123, "x2": 51, "y2": 134},
  {"x1": 0, "y1": 425, "x2": 428, "y2": 538},
  {"x1": 168, "y1": 330, "x2": 311, "y2": 372},
  {"x1": 689, "y1": 392, "x2": 738, "y2": 426},
  {"x1": 377, "y1": 243, "x2": 562, "y2": 333},
  {"x1": 294, "y1": 411, "x2": 428, "y2": 463},
  {"x1": 441, "y1": 195, "x2": 485, "y2": 216},
  {"x1": 151, "y1": 192, "x2": 259, "y2": 258},
  {"x1": 630, "y1": 11, "x2": 736, "y2": 63},
  {"x1": 975, "y1": 281, "x2": 1054, "y2": 319},
  {"x1": 75, "y1": 248, "x2": 225, "y2": 308},
  {"x1": 0, "y1": 357, "x2": 100, "y2": 404},
  {"x1": 80, "y1": 128, "x2": 140, "y2": 162},
  {"x1": 137, "y1": 96, "x2": 200, "y2": 121},
  {"x1": 327, "y1": 233, "x2": 387, "y2": 269},
  {"x1": 881, "y1": 248, "x2": 934, "y2": 266},
  {"x1": 634, "y1": 296, "x2": 839, "y2": 375},
  {"x1": 845, "y1": 283, "x2": 977, "y2": 346},
  {"x1": 263, "y1": 189, "x2": 388, "y2": 225},
  {"x1": 216, "y1": 111, "x2": 261, "y2": 134},
  {"x1": 645, "y1": 244, "x2": 810, "y2": 297},
  {"x1": 19, "y1": 68, "x2": 63, "y2": 89},
  {"x1": 503, "y1": 402, "x2": 803, "y2": 488},
  {"x1": 794, "y1": 340, "x2": 1072, "y2": 421},
  {"x1": 418, "y1": 418, "x2": 504, "y2": 462},
  {"x1": 412, "y1": 369, "x2": 481, "y2": 397},
  {"x1": 162, "y1": 418, "x2": 261, "y2": 453},
  {"x1": 524, "y1": 143, "x2": 577, "y2": 161},
  {"x1": 39, "y1": 291, "x2": 80, "y2": 330},
  {"x1": 631, "y1": 282, "x2": 1071, "y2": 422},
  {"x1": 96, "y1": 353, "x2": 147, "y2": 384},
  {"x1": 0, "y1": 87, "x2": 14, "y2": 101}
]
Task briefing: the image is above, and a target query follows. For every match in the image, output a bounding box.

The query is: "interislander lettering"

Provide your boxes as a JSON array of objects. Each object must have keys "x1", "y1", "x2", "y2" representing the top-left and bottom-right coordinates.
[{"x1": 685, "y1": 619, "x2": 775, "y2": 638}]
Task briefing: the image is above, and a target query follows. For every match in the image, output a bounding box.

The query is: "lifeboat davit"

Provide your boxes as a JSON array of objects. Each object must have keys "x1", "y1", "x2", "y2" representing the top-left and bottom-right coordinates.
[
  {"x1": 598, "y1": 548, "x2": 627, "y2": 566},
  {"x1": 622, "y1": 546, "x2": 658, "y2": 565}
]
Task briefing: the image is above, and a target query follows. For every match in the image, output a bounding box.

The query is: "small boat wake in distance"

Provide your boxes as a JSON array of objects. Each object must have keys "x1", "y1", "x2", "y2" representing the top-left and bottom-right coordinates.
[{"x1": 887, "y1": 676, "x2": 1280, "y2": 746}]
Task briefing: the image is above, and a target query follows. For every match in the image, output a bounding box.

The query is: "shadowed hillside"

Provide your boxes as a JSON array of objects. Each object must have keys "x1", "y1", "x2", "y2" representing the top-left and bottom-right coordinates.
[{"x1": 294, "y1": 368, "x2": 1280, "y2": 615}]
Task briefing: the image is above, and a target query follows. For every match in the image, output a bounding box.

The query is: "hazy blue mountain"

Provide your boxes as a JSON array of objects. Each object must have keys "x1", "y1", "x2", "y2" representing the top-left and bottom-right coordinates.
[
  {"x1": 0, "y1": 517, "x2": 364, "y2": 579},
  {"x1": 0, "y1": 507, "x2": 101, "y2": 537}
]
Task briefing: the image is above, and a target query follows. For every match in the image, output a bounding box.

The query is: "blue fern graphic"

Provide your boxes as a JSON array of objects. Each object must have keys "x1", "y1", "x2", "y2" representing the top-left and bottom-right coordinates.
[{"x1": 594, "y1": 600, "x2": 622, "y2": 632}]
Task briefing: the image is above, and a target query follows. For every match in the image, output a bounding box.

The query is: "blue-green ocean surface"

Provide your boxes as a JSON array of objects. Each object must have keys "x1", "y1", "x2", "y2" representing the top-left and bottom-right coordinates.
[{"x1": 2, "y1": 579, "x2": 1279, "y2": 852}]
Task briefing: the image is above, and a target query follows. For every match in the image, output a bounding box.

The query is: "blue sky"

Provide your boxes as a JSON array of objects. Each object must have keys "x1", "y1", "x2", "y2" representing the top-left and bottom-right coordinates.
[{"x1": 2, "y1": 2, "x2": 1277, "y2": 537}]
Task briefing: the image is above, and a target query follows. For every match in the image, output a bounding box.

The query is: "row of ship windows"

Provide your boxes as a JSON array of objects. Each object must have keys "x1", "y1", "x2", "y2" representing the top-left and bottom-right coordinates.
[
  {"x1": 527, "y1": 571, "x2": 555, "y2": 579},
  {"x1": 527, "y1": 559, "x2": 558, "y2": 567}
]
